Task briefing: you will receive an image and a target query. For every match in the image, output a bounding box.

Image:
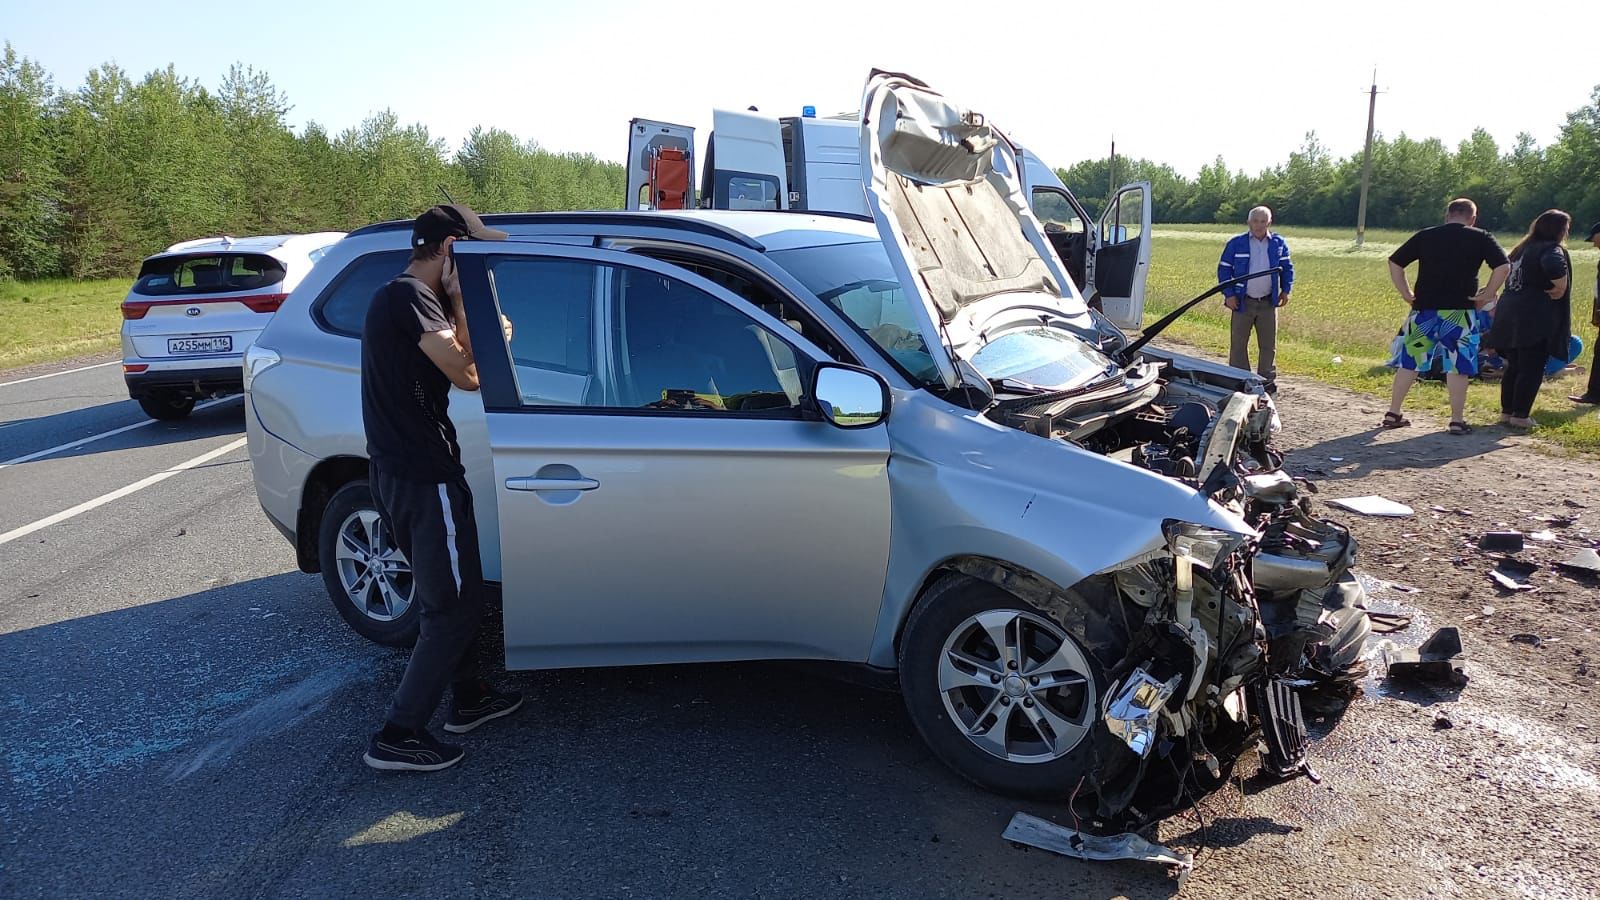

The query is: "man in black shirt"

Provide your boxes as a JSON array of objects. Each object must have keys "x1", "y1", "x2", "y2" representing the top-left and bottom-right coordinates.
[
  {"x1": 1568, "y1": 222, "x2": 1600, "y2": 405},
  {"x1": 360, "y1": 204, "x2": 522, "y2": 772},
  {"x1": 1383, "y1": 198, "x2": 1511, "y2": 434}
]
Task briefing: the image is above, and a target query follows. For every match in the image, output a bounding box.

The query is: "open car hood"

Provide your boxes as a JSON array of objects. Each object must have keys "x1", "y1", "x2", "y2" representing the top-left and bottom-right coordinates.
[{"x1": 859, "y1": 70, "x2": 1088, "y2": 389}]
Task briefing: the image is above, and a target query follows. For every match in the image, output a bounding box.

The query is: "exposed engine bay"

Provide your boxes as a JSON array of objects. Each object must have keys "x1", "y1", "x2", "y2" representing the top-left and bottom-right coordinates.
[{"x1": 980, "y1": 349, "x2": 1371, "y2": 832}]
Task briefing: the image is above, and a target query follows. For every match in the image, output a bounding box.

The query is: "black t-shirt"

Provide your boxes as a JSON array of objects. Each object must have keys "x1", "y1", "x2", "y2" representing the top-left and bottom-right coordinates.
[
  {"x1": 361, "y1": 274, "x2": 464, "y2": 481},
  {"x1": 1389, "y1": 223, "x2": 1509, "y2": 309}
]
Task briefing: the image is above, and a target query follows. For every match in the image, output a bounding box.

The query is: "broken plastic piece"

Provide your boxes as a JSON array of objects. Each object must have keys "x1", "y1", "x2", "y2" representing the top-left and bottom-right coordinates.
[
  {"x1": 1509, "y1": 633, "x2": 1544, "y2": 647},
  {"x1": 1003, "y1": 812, "x2": 1193, "y2": 880},
  {"x1": 1384, "y1": 626, "x2": 1469, "y2": 686},
  {"x1": 1528, "y1": 530, "x2": 1559, "y2": 543},
  {"x1": 1478, "y1": 531, "x2": 1525, "y2": 552},
  {"x1": 1328, "y1": 496, "x2": 1414, "y2": 517},
  {"x1": 1557, "y1": 548, "x2": 1600, "y2": 577},
  {"x1": 1251, "y1": 678, "x2": 1319, "y2": 783},
  {"x1": 1102, "y1": 669, "x2": 1181, "y2": 758}
]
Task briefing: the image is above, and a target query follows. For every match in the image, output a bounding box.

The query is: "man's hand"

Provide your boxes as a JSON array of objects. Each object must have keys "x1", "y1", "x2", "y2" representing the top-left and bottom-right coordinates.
[
  {"x1": 501, "y1": 314, "x2": 514, "y2": 344},
  {"x1": 1472, "y1": 287, "x2": 1497, "y2": 310},
  {"x1": 1277, "y1": 291, "x2": 1291, "y2": 309},
  {"x1": 1224, "y1": 296, "x2": 1240, "y2": 312}
]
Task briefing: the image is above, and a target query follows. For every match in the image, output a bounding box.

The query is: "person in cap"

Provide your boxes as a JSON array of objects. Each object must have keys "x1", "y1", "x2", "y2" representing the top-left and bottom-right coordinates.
[
  {"x1": 1568, "y1": 222, "x2": 1600, "y2": 405},
  {"x1": 360, "y1": 204, "x2": 521, "y2": 772}
]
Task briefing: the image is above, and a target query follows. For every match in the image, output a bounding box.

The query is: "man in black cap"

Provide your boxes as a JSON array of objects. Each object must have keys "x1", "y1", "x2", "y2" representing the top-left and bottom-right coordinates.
[
  {"x1": 1569, "y1": 222, "x2": 1600, "y2": 405},
  {"x1": 360, "y1": 204, "x2": 521, "y2": 772}
]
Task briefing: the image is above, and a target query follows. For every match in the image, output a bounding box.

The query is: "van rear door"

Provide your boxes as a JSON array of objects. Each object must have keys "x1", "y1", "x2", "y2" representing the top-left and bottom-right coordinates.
[
  {"x1": 708, "y1": 109, "x2": 789, "y2": 211},
  {"x1": 626, "y1": 118, "x2": 695, "y2": 210}
]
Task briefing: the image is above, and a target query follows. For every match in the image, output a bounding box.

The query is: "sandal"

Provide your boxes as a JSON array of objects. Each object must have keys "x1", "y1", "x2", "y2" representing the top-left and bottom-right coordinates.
[
  {"x1": 1448, "y1": 421, "x2": 1472, "y2": 435},
  {"x1": 1381, "y1": 412, "x2": 1411, "y2": 429}
]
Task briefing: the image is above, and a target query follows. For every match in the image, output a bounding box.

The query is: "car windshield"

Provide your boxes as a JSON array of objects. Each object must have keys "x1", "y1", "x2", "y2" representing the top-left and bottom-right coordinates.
[
  {"x1": 968, "y1": 327, "x2": 1119, "y2": 391},
  {"x1": 767, "y1": 241, "x2": 940, "y2": 384}
]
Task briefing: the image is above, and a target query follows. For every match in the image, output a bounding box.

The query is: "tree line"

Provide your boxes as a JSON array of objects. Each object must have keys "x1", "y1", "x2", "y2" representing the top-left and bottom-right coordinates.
[
  {"x1": 1059, "y1": 87, "x2": 1600, "y2": 234},
  {"x1": 2, "y1": 44, "x2": 1598, "y2": 281},
  {"x1": 0, "y1": 45, "x2": 627, "y2": 280}
]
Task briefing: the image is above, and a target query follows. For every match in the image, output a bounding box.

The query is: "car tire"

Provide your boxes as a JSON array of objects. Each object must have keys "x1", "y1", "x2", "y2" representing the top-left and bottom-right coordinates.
[
  {"x1": 138, "y1": 391, "x2": 195, "y2": 420},
  {"x1": 899, "y1": 574, "x2": 1110, "y2": 799},
  {"x1": 318, "y1": 480, "x2": 420, "y2": 647}
]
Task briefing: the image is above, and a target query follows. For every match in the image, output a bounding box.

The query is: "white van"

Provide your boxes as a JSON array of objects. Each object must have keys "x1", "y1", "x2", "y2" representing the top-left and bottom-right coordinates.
[{"x1": 625, "y1": 98, "x2": 1153, "y2": 330}]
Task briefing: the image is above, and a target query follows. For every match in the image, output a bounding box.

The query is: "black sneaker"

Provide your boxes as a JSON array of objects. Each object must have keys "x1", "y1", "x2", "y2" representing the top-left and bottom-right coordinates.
[
  {"x1": 444, "y1": 684, "x2": 524, "y2": 734},
  {"x1": 363, "y1": 729, "x2": 465, "y2": 772}
]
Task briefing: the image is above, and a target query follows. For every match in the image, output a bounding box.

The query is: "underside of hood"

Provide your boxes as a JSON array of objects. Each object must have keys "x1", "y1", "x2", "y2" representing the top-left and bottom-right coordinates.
[{"x1": 861, "y1": 72, "x2": 1075, "y2": 327}]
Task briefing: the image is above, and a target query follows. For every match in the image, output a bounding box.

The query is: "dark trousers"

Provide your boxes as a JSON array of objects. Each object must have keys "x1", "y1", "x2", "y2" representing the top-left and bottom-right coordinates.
[
  {"x1": 371, "y1": 463, "x2": 486, "y2": 731},
  {"x1": 1500, "y1": 346, "x2": 1548, "y2": 418},
  {"x1": 1586, "y1": 345, "x2": 1600, "y2": 398}
]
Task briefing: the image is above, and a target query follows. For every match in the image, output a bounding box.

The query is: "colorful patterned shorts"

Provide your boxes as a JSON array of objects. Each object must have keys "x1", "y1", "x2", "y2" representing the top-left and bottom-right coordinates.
[{"x1": 1387, "y1": 309, "x2": 1483, "y2": 376}]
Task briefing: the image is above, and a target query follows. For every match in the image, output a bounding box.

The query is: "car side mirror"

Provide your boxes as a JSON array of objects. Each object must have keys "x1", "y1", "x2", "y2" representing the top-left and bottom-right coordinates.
[{"x1": 811, "y1": 363, "x2": 890, "y2": 429}]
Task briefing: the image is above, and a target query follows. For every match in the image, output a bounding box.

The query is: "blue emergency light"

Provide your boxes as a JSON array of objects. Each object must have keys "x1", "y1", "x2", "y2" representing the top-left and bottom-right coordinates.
[{"x1": 802, "y1": 105, "x2": 816, "y2": 118}]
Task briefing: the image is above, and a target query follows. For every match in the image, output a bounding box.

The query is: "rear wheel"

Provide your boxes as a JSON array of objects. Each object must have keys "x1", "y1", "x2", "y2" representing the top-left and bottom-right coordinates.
[
  {"x1": 899, "y1": 575, "x2": 1107, "y2": 798},
  {"x1": 318, "y1": 480, "x2": 419, "y2": 647},
  {"x1": 138, "y1": 391, "x2": 195, "y2": 420}
]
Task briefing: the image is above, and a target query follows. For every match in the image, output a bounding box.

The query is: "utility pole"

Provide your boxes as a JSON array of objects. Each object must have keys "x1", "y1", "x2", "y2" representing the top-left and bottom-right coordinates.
[
  {"x1": 1108, "y1": 138, "x2": 1116, "y2": 211},
  {"x1": 1355, "y1": 70, "x2": 1378, "y2": 247}
]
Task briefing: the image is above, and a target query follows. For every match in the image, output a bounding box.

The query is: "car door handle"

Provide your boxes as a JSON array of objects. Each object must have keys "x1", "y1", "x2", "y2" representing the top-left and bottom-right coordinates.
[{"x1": 505, "y1": 476, "x2": 600, "y2": 492}]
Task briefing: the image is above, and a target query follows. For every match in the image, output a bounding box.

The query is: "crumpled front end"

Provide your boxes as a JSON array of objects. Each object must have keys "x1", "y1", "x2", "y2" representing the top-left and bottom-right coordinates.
[{"x1": 1026, "y1": 390, "x2": 1370, "y2": 831}]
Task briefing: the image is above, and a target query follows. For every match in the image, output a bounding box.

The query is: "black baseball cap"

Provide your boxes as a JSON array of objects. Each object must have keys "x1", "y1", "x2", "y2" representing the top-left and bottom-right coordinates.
[
  {"x1": 410, "y1": 203, "x2": 508, "y2": 247},
  {"x1": 1585, "y1": 222, "x2": 1600, "y2": 242}
]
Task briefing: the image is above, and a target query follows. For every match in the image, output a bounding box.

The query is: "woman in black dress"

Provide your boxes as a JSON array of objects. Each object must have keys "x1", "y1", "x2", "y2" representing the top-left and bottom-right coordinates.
[{"x1": 1488, "y1": 210, "x2": 1573, "y2": 430}]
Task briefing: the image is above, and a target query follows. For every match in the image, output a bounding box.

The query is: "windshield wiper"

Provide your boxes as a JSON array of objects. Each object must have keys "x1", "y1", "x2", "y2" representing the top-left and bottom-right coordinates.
[{"x1": 1116, "y1": 267, "x2": 1283, "y2": 365}]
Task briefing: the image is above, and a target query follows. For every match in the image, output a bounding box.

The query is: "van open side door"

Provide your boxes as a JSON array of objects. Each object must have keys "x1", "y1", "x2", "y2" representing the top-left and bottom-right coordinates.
[{"x1": 1093, "y1": 181, "x2": 1153, "y2": 330}]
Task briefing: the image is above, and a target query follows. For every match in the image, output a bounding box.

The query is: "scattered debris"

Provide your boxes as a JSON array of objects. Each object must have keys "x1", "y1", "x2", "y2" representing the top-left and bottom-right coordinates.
[
  {"x1": 1367, "y1": 611, "x2": 1414, "y2": 634},
  {"x1": 1564, "y1": 499, "x2": 1585, "y2": 509},
  {"x1": 1384, "y1": 626, "x2": 1469, "y2": 686},
  {"x1": 1328, "y1": 496, "x2": 1414, "y2": 517},
  {"x1": 1003, "y1": 812, "x2": 1192, "y2": 883},
  {"x1": 1330, "y1": 456, "x2": 1345, "y2": 462},
  {"x1": 1433, "y1": 714, "x2": 1454, "y2": 730},
  {"x1": 1528, "y1": 530, "x2": 1559, "y2": 543},
  {"x1": 1481, "y1": 605, "x2": 1496, "y2": 617},
  {"x1": 1556, "y1": 549, "x2": 1600, "y2": 577},
  {"x1": 1478, "y1": 531, "x2": 1525, "y2": 553},
  {"x1": 1490, "y1": 571, "x2": 1535, "y2": 592},
  {"x1": 1509, "y1": 633, "x2": 1544, "y2": 648}
]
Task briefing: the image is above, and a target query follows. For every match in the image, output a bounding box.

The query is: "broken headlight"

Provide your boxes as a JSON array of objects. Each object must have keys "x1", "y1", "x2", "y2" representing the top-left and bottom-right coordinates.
[{"x1": 1162, "y1": 520, "x2": 1251, "y2": 569}]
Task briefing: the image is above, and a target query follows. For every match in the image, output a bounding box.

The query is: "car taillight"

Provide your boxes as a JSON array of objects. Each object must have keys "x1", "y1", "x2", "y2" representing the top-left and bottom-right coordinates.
[
  {"x1": 240, "y1": 293, "x2": 288, "y2": 314},
  {"x1": 121, "y1": 301, "x2": 149, "y2": 320},
  {"x1": 123, "y1": 364, "x2": 148, "y2": 373}
]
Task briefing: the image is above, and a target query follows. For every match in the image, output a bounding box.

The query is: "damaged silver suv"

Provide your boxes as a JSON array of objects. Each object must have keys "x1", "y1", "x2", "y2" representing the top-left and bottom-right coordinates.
[{"x1": 247, "y1": 71, "x2": 1369, "y2": 832}]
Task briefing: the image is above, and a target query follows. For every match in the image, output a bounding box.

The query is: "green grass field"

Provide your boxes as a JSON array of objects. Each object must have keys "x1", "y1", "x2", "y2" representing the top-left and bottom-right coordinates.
[
  {"x1": 1144, "y1": 225, "x2": 1600, "y2": 453},
  {"x1": 0, "y1": 278, "x2": 126, "y2": 370}
]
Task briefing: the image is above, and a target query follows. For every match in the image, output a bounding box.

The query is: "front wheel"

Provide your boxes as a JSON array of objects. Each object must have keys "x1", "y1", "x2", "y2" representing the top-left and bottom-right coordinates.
[
  {"x1": 899, "y1": 575, "x2": 1106, "y2": 798},
  {"x1": 138, "y1": 391, "x2": 195, "y2": 420},
  {"x1": 318, "y1": 480, "x2": 419, "y2": 647}
]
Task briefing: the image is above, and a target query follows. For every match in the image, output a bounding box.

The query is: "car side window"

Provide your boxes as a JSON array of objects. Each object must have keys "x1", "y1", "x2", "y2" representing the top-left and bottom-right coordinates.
[
  {"x1": 487, "y1": 257, "x2": 805, "y2": 415},
  {"x1": 486, "y1": 258, "x2": 598, "y2": 406},
  {"x1": 315, "y1": 250, "x2": 410, "y2": 336}
]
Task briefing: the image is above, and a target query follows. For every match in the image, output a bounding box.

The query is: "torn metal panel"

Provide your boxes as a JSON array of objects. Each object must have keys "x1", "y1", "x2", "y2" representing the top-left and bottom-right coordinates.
[
  {"x1": 1003, "y1": 812, "x2": 1193, "y2": 879},
  {"x1": 1103, "y1": 669, "x2": 1182, "y2": 757}
]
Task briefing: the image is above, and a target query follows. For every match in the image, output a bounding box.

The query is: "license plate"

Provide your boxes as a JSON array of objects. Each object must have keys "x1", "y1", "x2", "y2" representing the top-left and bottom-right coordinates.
[{"x1": 168, "y1": 336, "x2": 232, "y2": 354}]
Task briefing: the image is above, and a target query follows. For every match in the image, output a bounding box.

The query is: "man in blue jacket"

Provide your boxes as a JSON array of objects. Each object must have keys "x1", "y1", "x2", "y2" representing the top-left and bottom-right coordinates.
[{"x1": 1217, "y1": 206, "x2": 1294, "y2": 392}]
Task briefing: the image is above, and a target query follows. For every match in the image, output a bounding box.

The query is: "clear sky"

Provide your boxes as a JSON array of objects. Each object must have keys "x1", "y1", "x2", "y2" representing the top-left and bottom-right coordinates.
[{"x1": 4, "y1": 0, "x2": 1594, "y2": 177}]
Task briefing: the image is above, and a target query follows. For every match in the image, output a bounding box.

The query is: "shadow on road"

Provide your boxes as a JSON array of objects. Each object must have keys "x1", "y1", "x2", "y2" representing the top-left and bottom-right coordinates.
[
  {"x1": 1, "y1": 574, "x2": 1184, "y2": 900},
  {"x1": 0, "y1": 396, "x2": 243, "y2": 464}
]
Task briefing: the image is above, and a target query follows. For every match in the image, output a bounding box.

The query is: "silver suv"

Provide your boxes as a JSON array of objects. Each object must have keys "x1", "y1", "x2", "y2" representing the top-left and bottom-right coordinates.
[{"x1": 246, "y1": 74, "x2": 1368, "y2": 824}]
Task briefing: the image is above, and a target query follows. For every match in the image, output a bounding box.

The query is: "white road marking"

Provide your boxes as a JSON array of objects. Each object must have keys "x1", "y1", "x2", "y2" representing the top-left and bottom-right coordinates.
[
  {"x1": 0, "y1": 395, "x2": 241, "y2": 469},
  {"x1": 0, "y1": 436, "x2": 248, "y2": 546},
  {"x1": 0, "y1": 359, "x2": 119, "y2": 388}
]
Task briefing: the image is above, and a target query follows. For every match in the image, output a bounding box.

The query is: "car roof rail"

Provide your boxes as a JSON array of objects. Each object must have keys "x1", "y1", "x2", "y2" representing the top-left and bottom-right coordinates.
[
  {"x1": 344, "y1": 211, "x2": 766, "y2": 251},
  {"x1": 796, "y1": 209, "x2": 875, "y2": 224}
]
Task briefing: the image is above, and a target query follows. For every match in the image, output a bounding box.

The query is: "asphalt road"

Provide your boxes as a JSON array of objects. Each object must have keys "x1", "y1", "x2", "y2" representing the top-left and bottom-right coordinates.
[{"x1": 0, "y1": 358, "x2": 1174, "y2": 899}]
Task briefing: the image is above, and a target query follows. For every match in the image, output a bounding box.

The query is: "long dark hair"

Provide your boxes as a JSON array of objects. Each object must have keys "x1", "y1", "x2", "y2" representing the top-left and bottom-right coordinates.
[{"x1": 1509, "y1": 209, "x2": 1572, "y2": 260}]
